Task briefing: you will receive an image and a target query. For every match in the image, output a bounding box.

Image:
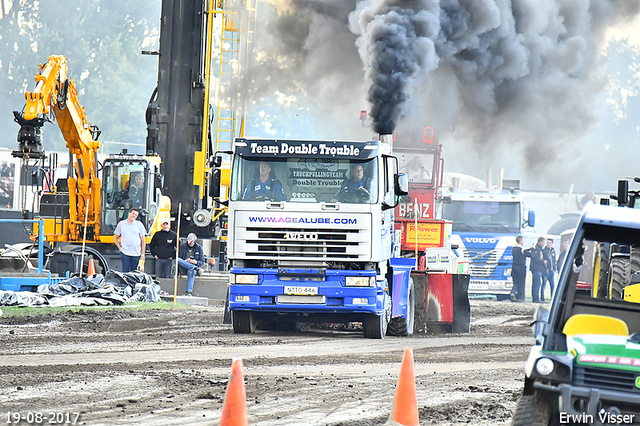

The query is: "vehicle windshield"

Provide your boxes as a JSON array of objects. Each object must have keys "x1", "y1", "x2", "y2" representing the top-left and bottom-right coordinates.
[
  {"x1": 102, "y1": 162, "x2": 149, "y2": 234},
  {"x1": 396, "y1": 152, "x2": 435, "y2": 185},
  {"x1": 441, "y1": 200, "x2": 521, "y2": 233},
  {"x1": 229, "y1": 156, "x2": 379, "y2": 204},
  {"x1": 566, "y1": 224, "x2": 640, "y2": 304}
]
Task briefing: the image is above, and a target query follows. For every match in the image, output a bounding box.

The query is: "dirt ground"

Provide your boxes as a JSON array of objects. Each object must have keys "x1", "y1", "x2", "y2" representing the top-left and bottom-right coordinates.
[{"x1": 0, "y1": 299, "x2": 540, "y2": 426}]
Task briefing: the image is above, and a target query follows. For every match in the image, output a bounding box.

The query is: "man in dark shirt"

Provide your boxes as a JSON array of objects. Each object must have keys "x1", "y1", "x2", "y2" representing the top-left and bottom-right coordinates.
[
  {"x1": 525, "y1": 237, "x2": 547, "y2": 303},
  {"x1": 541, "y1": 238, "x2": 557, "y2": 302},
  {"x1": 178, "y1": 233, "x2": 205, "y2": 296},
  {"x1": 510, "y1": 235, "x2": 527, "y2": 302},
  {"x1": 149, "y1": 218, "x2": 177, "y2": 278}
]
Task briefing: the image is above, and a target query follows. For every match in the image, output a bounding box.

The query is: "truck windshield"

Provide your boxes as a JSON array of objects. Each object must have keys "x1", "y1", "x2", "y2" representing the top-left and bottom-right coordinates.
[
  {"x1": 229, "y1": 156, "x2": 379, "y2": 204},
  {"x1": 397, "y1": 152, "x2": 435, "y2": 184},
  {"x1": 442, "y1": 200, "x2": 521, "y2": 233}
]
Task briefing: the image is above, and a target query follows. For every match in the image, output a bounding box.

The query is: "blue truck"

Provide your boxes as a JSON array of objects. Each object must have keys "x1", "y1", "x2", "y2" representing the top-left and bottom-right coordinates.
[
  {"x1": 440, "y1": 180, "x2": 535, "y2": 300},
  {"x1": 212, "y1": 136, "x2": 416, "y2": 338}
]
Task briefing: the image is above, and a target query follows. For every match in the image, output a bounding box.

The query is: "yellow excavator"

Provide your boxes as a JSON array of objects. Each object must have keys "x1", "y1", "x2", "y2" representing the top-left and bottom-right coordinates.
[{"x1": 13, "y1": 55, "x2": 169, "y2": 275}]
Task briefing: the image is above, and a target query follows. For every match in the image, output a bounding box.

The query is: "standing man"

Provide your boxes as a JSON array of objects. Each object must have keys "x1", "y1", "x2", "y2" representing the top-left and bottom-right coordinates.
[
  {"x1": 525, "y1": 237, "x2": 547, "y2": 303},
  {"x1": 149, "y1": 218, "x2": 177, "y2": 278},
  {"x1": 114, "y1": 208, "x2": 146, "y2": 273},
  {"x1": 541, "y1": 238, "x2": 557, "y2": 302},
  {"x1": 178, "y1": 233, "x2": 205, "y2": 296},
  {"x1": 510, "y1": 235, "x2": 527, "y2": 302}
]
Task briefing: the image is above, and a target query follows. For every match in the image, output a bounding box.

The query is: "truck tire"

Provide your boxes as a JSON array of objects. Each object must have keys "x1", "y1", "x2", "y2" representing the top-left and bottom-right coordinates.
[
  {"x1": 510, "y1": 394, "x2": 551, "y2": 426},
  {"x1": 232, "y1": 310, "x2": 255, "y2": 334},
  {"x1": 363, "y1": 290, "x2": 390, "y2": 339},
  {"x1": 609, "y1": 256, "x2": 630, "y2": 300},
  {"x1": 387, "y1": 278, "x2": 414, "y2": 336}
]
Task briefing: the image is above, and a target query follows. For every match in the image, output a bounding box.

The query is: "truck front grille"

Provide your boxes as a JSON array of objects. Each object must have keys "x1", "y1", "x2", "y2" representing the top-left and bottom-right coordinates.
[{"x1": 243, "y1": 227, "x2": 365, "y2": 260}]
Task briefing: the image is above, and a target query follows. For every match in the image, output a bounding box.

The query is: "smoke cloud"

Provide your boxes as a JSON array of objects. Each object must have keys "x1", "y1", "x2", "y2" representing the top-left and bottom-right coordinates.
[{"x1": 254, "y1": 0, "x2": 640, "y2": 187}]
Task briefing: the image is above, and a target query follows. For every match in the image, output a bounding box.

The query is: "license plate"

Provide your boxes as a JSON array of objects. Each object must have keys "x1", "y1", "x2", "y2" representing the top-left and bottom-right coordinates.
[
  {"x1": 284, "y1": 286, "x2": 318, "y2": 295},
  {"x1": 469, "y1": 282, "x2": 489, "y2": 291}
]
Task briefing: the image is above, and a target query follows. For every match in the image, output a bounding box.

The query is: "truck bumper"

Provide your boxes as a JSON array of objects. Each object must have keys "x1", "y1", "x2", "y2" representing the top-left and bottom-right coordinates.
[
  {"x1": 228, "y1": 268, "x2": 383, "y2": 317},
  {"x1": 467, "y1": 278, "x2": 512, "y2": 294}
]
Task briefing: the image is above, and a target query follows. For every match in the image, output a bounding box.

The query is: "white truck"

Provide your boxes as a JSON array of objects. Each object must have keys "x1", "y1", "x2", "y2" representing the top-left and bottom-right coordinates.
[
  {"x1": 212, "y1": 136, "x2": 416, "y2": 338},
  {"x1": 440, "y1": 180, "x2": 535, "y2": 300}
]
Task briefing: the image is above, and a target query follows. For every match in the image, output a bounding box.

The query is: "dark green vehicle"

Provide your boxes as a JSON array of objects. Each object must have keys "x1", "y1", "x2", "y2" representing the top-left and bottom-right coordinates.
[{"x1": 512, "y1": 204, "x2": 640, "y2": 426}]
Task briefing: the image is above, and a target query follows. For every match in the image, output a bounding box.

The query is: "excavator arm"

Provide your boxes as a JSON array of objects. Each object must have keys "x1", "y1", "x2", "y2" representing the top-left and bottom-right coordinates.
[{"x1": 13, "y1": 55, "x2": 102, "y2": 242}]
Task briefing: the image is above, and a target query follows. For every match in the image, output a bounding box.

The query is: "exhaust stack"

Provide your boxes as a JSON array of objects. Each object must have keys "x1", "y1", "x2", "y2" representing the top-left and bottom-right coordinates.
[{"x1": 379, "y1": 133, "x2": 393, "y2": 147}]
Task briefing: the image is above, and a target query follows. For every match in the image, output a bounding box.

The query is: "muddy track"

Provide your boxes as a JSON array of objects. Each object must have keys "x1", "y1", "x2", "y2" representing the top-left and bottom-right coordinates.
[{"x1": 0, "y1": 300, "x2": 539, "y2": 425}]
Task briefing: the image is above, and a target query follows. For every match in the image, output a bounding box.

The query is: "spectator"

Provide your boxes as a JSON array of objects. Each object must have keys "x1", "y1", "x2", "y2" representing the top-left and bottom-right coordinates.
[
  {"x1": 114, "y1": 208, "x2": 146, "y2": 273},
  {"x1": 178, "y1": 233, "x2": 205, "y2": 296},
  {"x1": 524, "y1": 237, "x2": 547, "y2": 303},
  {"x1": 332, "y1": 164, "x2": 373, "y2": 203},
  {"x1": 242, "y1": 161, "x2": 285, "y2": 201},
  {"x1": 578, "y1": 190, "x2": 596, "y2": 210},
  {"x1": 541, "y1": 238, "x2": 557, "y2": 302},
  {"x1": 149, "y1": 218, "x2": 177, "y2": 278},
  {"x1": 510, "y1": 235, "x2": 526, "y2": 302}
]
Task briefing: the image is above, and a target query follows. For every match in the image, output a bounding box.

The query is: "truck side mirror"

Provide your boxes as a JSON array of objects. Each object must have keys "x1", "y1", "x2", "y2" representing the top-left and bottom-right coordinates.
[
  {"x1": 210, "y1": 169, "x2": 221, "y2": 198},
  {"x1": 527, "y1": 210, "x2": 536, "y2": 228},
  {"x1": 395, "y1": 173, "x2": 408, "y2": 196}
]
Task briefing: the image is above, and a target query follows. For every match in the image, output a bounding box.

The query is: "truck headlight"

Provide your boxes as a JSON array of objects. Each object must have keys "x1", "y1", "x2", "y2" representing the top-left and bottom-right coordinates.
[
  {"x1": 345, "y1": 276, "x2": 375, "y2": 287},
  {"x1": 535, "y1": 358, "x2": 554, "y2": 376},
  {"x1": 505, "y1": 268, "x2": 512, "y2": 276},
  {"x1": 231, "y1": 274, "x2": 259, "y2": 284}
]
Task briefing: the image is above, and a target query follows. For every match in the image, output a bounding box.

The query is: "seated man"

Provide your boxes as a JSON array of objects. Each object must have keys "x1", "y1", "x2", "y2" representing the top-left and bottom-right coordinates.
[
  {"x1": 242, "y1": 161, "x2": 286, "y2": 201},
  {"x1": 332, "y1": 164, "x2": 373, "y2": 203},
  {"x1": 128, "y1": 173, "x2": 145, "y2": 208}
]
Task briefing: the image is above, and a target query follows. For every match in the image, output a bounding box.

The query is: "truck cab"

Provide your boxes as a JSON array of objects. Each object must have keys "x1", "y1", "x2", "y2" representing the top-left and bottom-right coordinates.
[
  {"x1": 216, "y1": 137, "x2": 415, "y2": 338},
  {"x1": 440, "y1": 181, "x2": 535, "y2": 299}
]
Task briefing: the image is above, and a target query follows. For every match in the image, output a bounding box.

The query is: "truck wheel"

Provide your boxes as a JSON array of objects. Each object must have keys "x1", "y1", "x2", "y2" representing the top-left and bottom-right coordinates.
[
  {"x1": 511, "y1": 394, "x2": 551, "y2": 426},
  {"x1": 609, "y1": 256, "x2": 630, "y2": 299},
  {"x1": 363, "y1": 291, "x2": 391, "y2": 339},
  {"x1": 232, "y1": 311, "x2": 255, "y2": 334},
  {"x1": 387, "y1": 278, "x2": 415, "y2": 336}
]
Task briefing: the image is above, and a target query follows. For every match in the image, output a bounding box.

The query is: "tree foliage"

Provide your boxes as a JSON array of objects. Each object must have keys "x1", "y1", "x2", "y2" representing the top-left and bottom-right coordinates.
[{"x1": 0, "y1": 0, "x2": 161, "y2": 153}]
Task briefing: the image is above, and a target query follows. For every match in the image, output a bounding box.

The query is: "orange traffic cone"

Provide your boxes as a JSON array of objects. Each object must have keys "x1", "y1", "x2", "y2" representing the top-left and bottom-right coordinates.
[
  {"x1": 87, "y1": 259, "x2": 96, "y2": 276},
  {"x1": 387, "y1": 348, "x2": 419, "y2": 426},
  {"x1": 219, "y1": 358, "x2": 249, "y2": 426}
]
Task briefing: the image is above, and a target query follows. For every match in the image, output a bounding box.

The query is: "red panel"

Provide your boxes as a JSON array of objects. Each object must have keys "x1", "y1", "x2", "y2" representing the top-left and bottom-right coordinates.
[{"x1": 427, "y1": 274, "x2": 453, "y2": 323}]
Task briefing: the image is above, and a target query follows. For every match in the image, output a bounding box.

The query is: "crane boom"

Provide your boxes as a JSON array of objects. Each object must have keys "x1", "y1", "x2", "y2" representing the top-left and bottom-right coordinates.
[{"x1": 13, "y1": 54, "x2": 102, "y2": 242}]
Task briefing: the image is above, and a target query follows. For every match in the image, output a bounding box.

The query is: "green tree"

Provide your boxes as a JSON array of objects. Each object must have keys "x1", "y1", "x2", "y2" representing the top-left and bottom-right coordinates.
[{"x1": 0, "y1": 0, "x2": 160, "y2": 153}]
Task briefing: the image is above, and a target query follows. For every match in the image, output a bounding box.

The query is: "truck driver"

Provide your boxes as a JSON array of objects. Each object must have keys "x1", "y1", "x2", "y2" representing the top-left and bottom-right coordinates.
[
  {"x1": 242, "y1": 161, "x2": 286, "y2": 201},
  {"x1": 332, "y1": 164, "x2": 373, "y2": 203}
]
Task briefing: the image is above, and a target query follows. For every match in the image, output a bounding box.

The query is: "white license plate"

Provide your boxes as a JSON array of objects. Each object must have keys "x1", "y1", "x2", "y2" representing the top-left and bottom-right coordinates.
[
  {"x1": 284, "y1": 286, "x2": 318, "y2": 295},
  {"x1": 469, "y1": 283, "x2": 489, "y2": 291}
]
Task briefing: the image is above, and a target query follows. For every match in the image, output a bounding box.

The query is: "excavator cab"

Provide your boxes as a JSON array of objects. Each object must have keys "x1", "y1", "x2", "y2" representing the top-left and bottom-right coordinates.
[{"x1": 101, "y1": 153, "x2": 163, "y2": 236}]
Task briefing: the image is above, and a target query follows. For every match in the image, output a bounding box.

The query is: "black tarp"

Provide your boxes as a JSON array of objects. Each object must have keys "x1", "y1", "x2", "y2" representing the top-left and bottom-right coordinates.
[{"x1": 0, "y1": 271, "x2": 161, "y2": 307}]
